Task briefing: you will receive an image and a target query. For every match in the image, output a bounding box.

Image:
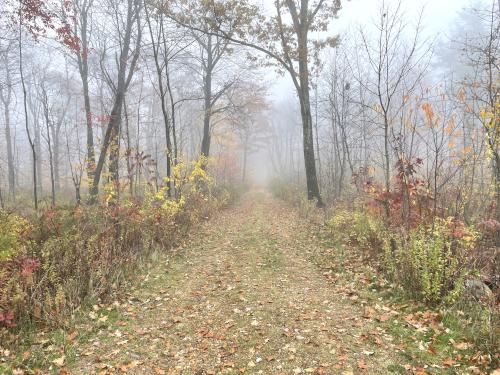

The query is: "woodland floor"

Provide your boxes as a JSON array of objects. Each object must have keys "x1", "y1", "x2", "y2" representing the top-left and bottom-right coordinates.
[
  {"x1": 2, "y1": 191, "x2": 492, "y2": 374},
  {"x1": 70, "y1": 191, "x2": 399, "y2": 375}
]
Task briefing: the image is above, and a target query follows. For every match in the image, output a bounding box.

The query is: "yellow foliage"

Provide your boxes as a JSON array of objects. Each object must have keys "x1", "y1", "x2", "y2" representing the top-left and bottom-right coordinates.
[
  {"x1": 0, "y1": 211, "x2": 31, "y2": 261},
  {"x1": 161, "y1": 196, "x2": 186, "y2": 216}
]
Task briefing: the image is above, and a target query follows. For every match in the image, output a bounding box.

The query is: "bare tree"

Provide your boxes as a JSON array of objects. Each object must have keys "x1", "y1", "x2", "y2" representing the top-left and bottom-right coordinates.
[
  {"x1": 89, "y1": 0, "x2": 143, "y2": 201},
  {"x1": 357, "y1": 0, "x2": 430, "y2": 215},
  {"x1": 459, "y1": 0, "x2": 499, "y2": 220},
  {"x1": 144, "y1": 1, "x2": 192, "y2": 193},
  {"x1": 18, "y1": 10, "x2": 38, "y2": 209},
  {"x1": 164, "y1": 0, "x2": 342, "y2": 206},
  {"x1": 40, "y1": 83, "x2": 56, "y2": 205},
  {"x1": 0, "y1": 41, "x2": 16, "y2": 197},
  {"x1": 72, "y1": 0, "x2": 97, "y2": 194}
]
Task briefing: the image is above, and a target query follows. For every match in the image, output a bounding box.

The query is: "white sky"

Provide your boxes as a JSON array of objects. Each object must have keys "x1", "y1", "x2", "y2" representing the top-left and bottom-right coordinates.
[
  {"x1": 337, "y1": 0, "x2": 471, "y2": 34},
  {"x1": 268, "y1": 0, "x2": 473, "y2": 101}
]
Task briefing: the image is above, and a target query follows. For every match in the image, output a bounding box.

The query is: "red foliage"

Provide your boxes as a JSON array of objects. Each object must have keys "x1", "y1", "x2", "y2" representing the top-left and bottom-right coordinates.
[
  {"x1": 0, "y1": 310, "x2": 15, "y2": 328},
  {"x1": 20, "y1": 257, "x2": 41, "y2": 276},
  {"x1": 477, "y1": 219, "x2": 500, "y2": 234},
  {"x1": 10, "y1": 0, "x2": 80, "y2": 51},
  {"x1": 353, "y1": 157, "x2": 433, "y2": 228},
  {"x1": 56, "y1": 24, "x2": 80, "y2": 51}
]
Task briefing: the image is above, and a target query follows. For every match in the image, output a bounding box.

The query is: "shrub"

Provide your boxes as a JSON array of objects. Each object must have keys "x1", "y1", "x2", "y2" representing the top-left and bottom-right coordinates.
[
  {"x1": 383, "y1": 217, "x2": 478, "y2": 304},
  {"x1": 0, "y1": 211, "x2": 32, "y2": 261},
  {"x1": 0, "y1": 157, "x2": 230, "y2": 328},
  {"x1": 326, "y1": 210, "x2": 386, "y2": 254},
  {"x1": 0, "y1": 211, "x2": 35, "y2": 327}
]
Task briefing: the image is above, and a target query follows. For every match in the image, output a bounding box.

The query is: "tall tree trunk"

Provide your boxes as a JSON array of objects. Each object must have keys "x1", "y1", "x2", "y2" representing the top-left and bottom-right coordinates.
[
  {"x1": 34, "y1": 118, "x2": 43, "y2": 195},
  {"x1": 18, "y1": 13, "x2": 38, "y2": 210},
  {"x1": 108, "y1": 114, "x2": 121, "y2": 194},
  {"x1": 49, "y1": 120, "x2": 63, "y2": 193},
  {"x1": 382, "y1": 111, "x2": 391, "y2": 217},
  {"x1": 297, "y1": 33, "x2": 323, "y2": 207},
  {"x1": 4, "y1": 106, "x2": 15, "y2": 197},
  {"x1": 76, "y1": 0, "x2": 97, "y2": 195},
  {"x1": 43, "y1": 95, "x2": 56, "y2": 206},
  {"x1": 165, "y1": 64, "x2": 178, "y2": 163},
  {"x1": 144, "y1": 5, "x2": 173, "y2": 194},
  {"x1": 53, "y1": 128, "x2": 60, "y2": 192},
  {"x1": 124, "y1": 99, "x2": 134, "y2": 197},
  {"x1": 0, "y1": 73, "x2": 15, "y2": 197},
  {"x1": 314, "y1": 85, "x2": 321, "y2": 193},
  {"x1": 201, "y1": 35, "x2": 213, "y2": 158},
  {"x1": 90, "y1": 92, "x2": 124, "y2": 200},
  {"x1": 89, "y1": 0, "x2": 141, "y2": 202}
]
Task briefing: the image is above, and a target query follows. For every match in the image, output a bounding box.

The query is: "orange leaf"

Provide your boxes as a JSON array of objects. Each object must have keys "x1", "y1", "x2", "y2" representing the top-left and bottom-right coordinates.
[
  {"x1": 377, "y1": 314, "x2": 390, "y2": 322},
  {"x1": 357, "y1": 359, "x2": 367, "y2": 370},
  {"x1": 442, "y1": 358, "x2": 456, "y2": 367}
]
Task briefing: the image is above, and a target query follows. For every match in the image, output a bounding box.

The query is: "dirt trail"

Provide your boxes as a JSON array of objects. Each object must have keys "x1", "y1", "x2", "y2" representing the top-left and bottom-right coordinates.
[{"x1": 72, "y1": 192, "x2": 397, "y2": 374}]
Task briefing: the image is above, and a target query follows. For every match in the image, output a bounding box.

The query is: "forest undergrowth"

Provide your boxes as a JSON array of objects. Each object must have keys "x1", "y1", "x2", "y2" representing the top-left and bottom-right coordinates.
[
  {"x1": 0, "y1": 157, "x2": 233, "y2": 371},
  {"x1": 271, "y1": 181, "x2": 499, "y2": 374},
  {"x1": 0, "y1": 189, "x2": 497, "y2": 374}
]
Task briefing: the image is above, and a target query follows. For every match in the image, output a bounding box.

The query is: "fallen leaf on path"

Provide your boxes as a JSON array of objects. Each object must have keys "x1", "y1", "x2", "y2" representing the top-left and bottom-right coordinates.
[
  {"x1": 357, "y1": 359, "x2": 367, "y2": 370},
  {"x1": 52, "y1": 355, "x2": 65, "y2": 367},
  {"x1": 442, "y1": 358, "x2": 456, "y2": 367},
  {"x1": 377, "y1": 314, "x2": 390, "y2": 322}
]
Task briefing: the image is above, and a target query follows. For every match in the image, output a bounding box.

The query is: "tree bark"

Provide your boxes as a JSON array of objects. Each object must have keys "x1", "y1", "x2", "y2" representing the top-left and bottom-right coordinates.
[
  {"x1": 89, "y1": 0, "x2": 141, "y2": 202},
  {"x1": 18, "y1": 11, "x2": 38, "y2": 210},
  {"x1": 42, "y1": 89, "x2": 56, "y2": 206},
  {"x1": 297, "y1": 31, "x2": 323, "y2": 206},
  {"x1": 76, "y1": 0, "x2": 97, "y2": 195},
  {"x1": 0, "y1": 67, "x2": 15, "y2": 197},
  {"x1": 89, "y1": 92, "x2": 124, "y2": 199},
  {"x1": 201, "y1": 35, "x2": 213, "y2": 158},
  {"x1": 144, "y1": 5, "x2": 173, "y2": 194}
]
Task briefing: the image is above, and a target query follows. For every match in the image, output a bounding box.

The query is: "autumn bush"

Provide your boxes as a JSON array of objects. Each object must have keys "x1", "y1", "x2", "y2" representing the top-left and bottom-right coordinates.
[
  {"x1": 326, "y1": 209, "x2": 386, "y2": 255},
  {"x1": 273, "y1": 167, "x2": 497, "y2": 305},
  {"x1": 0, "y1": 211, "x2": 37, "y2": 327},
  {"x1": 0, "y1": 157, "x2": 230, "y2": 328},
  {"x1": 383, "y1": 217, "x2": 479, "y2": 304}
]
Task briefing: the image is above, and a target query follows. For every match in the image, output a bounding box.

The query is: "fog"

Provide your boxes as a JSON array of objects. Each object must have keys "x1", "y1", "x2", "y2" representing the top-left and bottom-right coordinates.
[{"x1": 0, "y1": 0, "x2": 498, "y2": 212}]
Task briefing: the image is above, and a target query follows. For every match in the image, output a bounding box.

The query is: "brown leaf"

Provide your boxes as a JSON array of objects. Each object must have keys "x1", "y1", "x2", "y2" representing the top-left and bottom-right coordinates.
[
  {"x1": 453, "y1": 341, "x2": 471, "y2": 350},
  {"x1": 363, "y1": 307, "x2": 375, "y2": 319},
  {"x1": 67, "y1": 330, "x2": 78, "y2": 342},
  {"x1": 442, "y1": 358, "x2": 455, "y2": 367},
  {"x1": 377, "y1": 314, "x2": 390, "y2": 322},
  {"x1": 357, "y1": 359, "x2": 367, "y2": 370},
  {"x1": 415, "y1": 367, "x2": 428, "y2": 375}
]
